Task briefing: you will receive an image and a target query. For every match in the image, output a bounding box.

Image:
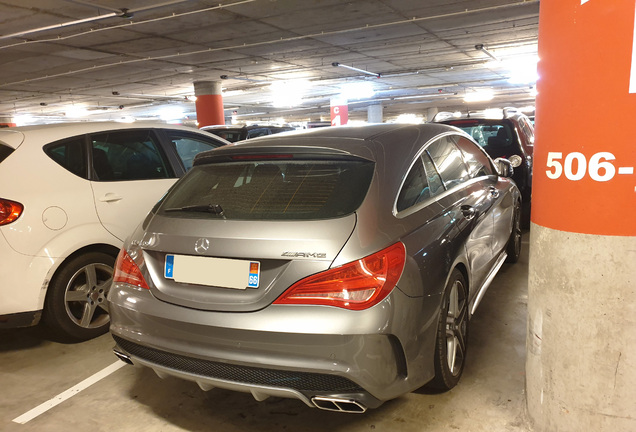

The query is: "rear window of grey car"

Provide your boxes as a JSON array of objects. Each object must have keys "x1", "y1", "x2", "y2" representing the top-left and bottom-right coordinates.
[
  {"x1": 158, "y1": 159, "x2": 375, "y2": 220},
  {"x1": 0, "y1": 143, "x2": 13, "y2": 163}
]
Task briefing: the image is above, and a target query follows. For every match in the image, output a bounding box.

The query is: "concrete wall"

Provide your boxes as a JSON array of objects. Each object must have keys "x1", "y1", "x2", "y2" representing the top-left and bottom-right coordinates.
[{"x1": 526, "y1": 225, "x2": 636, "y2": 431}]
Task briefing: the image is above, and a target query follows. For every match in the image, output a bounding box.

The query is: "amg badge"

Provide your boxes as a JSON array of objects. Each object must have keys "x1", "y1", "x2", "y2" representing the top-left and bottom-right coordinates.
[{"x1": 281, "y1": 251, "x2": 327, "y2": 258}]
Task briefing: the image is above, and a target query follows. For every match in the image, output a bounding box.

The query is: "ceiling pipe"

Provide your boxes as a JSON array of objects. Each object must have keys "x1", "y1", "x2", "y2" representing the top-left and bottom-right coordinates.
[{"x1": 0, "y1": 0, "x2": 194, "y2": 40}]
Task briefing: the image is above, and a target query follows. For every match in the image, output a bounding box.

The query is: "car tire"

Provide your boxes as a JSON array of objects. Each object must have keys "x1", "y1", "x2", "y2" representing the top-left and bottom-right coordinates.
[
  {"x1": 42, "y1": 252, "x2": 115, "y2": 341},
  {"x1": 505, "y1": 200, "x2": 522, "y2": 263},
  {"x1": 428, "y1": 269, "x2": 469, "y2": 391}
]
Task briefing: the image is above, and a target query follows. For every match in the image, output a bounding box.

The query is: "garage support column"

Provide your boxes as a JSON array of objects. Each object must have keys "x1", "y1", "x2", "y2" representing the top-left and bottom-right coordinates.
[
  {"x1": 367, "y1": 104, "x2": 383, "y2": 123},
  {"x1": 526, "y1": 1, "x2": 636, "y2": 431},
  {"x1": 193, "y1": 81, "x2": 225, "y2": 128}
]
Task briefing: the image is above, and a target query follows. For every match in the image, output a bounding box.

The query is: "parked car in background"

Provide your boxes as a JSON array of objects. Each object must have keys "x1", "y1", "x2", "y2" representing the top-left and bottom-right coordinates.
[
  {"x1": 0, "y1": 123, "x2": 227, "y2": 340},
  {"x1": 202, "y1": 124, "x2": 295, "y2": 142},
  {"x1": 108, "y1": 123, "x2": 522, "y2": 412},
  {"x1": 435, "y1": 108, "x2": 534, "y2": 202}
]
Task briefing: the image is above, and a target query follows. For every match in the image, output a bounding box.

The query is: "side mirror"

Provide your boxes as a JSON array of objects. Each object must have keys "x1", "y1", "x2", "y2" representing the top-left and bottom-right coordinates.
[{"x1": 494, "y1": 157, "x2": 514, "y2": 178}]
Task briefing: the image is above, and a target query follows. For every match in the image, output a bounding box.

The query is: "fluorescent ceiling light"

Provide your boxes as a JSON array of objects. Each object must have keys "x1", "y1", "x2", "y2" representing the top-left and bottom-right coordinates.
[
  {"x1": 483, "y1": 108, "x2": 504, "y2": 119},
  {"x1": 475, "y1": 44, "x2": 500, "y2": 62},
  {"x1": 505, "y1": 55, "x2": 539, "y2": 84},
  {"x1": 394, "y1": 113, "x2": 424, "y2": 124},
  {"x1": 13, "y1": 114, "x2": 34, "y2": 126},
  {"x1": 65, "y1": 105, "x2": 89, "y2": 118},
  {"x1": 345, "y1": 120, "x2": 368, "y2": 126},
  {"x1": 271, "y1": 79, "x2": 310, "y2": 108},
  {"x1": 159, "y1": 106, "x2": 184, "y2": 121},
  {"x1": 115, "y1": 116, "x2": 136, "y2": 123},
  {"x1": 464, "y1": 90, "x2": 494, "y2": 103},
  {"x1": 332, "y1": 62, "x2": 381, "y2": 78},
  {"x1": 340, "y1": 81, "x2": 375, "y2": 100}
]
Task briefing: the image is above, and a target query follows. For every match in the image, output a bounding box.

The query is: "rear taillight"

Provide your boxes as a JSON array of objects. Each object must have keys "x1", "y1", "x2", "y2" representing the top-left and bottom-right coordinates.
[
  {"x1": 0, "y1": 198, "x2": 23, "y2": 226},
  {"x1": 113, "y1": 249, "x2": 149, "y2": 289},
  {"x1": 274, "y1": 242, "x2": 406, "y2": 310}
]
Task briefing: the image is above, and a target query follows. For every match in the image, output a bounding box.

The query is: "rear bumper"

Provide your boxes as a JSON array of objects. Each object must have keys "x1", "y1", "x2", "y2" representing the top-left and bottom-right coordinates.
[
  {"x1": 112, "y1": 336, "x2": 381, "y2": 411},
  {"x1": 108, "y1": 282, "x2": 438, "y2": 409},
  {"x1": 0, "y1": 230, "x2": 53, "y2": 318}
]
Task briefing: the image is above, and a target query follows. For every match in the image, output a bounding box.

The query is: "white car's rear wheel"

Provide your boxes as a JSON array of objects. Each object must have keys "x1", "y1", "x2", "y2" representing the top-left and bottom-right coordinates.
[{"x1": 43, "y1": 252, "x2": 115, "y2": 341}]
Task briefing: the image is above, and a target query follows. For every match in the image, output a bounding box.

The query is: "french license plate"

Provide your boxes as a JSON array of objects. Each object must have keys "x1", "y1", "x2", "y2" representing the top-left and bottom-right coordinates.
[{"x1": 164, "y1": 254, "x2": 260, "y2": 289}]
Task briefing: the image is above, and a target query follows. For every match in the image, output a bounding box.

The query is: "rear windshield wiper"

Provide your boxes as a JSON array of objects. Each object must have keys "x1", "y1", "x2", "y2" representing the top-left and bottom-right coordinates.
[{"x1": 163, "y1": 204, "x2": 225, "y2": 218}]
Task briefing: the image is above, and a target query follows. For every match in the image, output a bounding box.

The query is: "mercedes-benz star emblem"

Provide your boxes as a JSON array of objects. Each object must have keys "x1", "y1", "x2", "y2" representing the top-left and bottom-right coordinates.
[{"x1": 194, "y1": 238, "x2": 210, "y2": 254}]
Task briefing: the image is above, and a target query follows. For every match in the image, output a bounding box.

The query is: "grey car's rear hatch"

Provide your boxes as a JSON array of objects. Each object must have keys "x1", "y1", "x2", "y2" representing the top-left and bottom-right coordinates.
[{"x1": 140, "y1": 148, "x2": 375, "y2": 312}]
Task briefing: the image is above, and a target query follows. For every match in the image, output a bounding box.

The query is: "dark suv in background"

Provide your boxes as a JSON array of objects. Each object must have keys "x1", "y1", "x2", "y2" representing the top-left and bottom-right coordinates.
[
  {"x1": 435, "y1": 108, "x2": 534, "y2": 203},
  {"x1": 202, "y1": 124, "x2": 295, "y2": 143}
]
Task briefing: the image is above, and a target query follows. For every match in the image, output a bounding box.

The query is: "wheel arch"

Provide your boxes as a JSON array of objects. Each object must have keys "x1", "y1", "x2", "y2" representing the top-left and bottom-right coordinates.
[
  {"x1": 39, "y1": 242, "x2": 121, "y2": 311},
  {"x1": 46, "y1": 243, "x2": 120, "y2": 289}
]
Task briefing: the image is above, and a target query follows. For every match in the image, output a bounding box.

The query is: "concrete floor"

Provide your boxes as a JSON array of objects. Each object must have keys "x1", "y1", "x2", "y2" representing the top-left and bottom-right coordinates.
[{"x1": 0, "y1": 237, "x2": 531, "y2": 432}]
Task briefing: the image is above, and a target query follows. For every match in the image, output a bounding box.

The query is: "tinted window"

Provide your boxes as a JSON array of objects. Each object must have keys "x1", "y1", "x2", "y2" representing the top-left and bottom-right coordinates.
[
  {"x1": 0, "y1": 144, "x2": 14, "y2": 164},
  {"x1": 422, "y1": 153, "x2": 445, "y2": 196},
  {"x1": 397, "y1": 159, "x2": 428, "y2": 212},
  {"x1": 158, "y1": 160, "x2": 374, "y2": 220},
  {"x1": 396, "y1": 154, "x2": 445, "y2": 212},
  {"x1": 45, "y1": 137, "x2": 88, "y2": 179},
  {"x1": 166, "y1": 131, "x2": 224, "y2": 171},
  {"x1": 246, "y1": 128, "x2": 271, "y2": 139},
  {"x1": 454, "y1": 136, "x2": 494, "y2": 178},
  {"x1": 208, "y1": 130, "x2": 243, "y2": 142},
  {"x1": 90, "y1": 130, "x2": 173, "y2": 181},
  {"x1": 426, "y1": 137, "x2": 470, "y2": 189}
]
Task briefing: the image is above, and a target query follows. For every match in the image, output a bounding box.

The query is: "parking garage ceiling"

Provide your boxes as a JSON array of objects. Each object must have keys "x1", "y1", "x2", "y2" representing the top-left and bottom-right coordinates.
[{"x1": 0, "y1": 0, "x2": 539, "y2": 125}]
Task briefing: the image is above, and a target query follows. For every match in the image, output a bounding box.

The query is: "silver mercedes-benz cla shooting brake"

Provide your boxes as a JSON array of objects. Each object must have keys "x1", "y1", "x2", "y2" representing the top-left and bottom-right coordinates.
[{"x1": 108, "y1": 123, "x2": 522, "y2": 413}]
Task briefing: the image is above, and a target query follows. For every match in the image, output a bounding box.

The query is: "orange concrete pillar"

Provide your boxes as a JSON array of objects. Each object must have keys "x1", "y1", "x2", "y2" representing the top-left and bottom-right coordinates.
[
  {"x1": 527, "y1": 1, "x2": 636, "y2": 431},
  {"x1": 193, "y1": 81, "x2": 225, "y2": 128}
]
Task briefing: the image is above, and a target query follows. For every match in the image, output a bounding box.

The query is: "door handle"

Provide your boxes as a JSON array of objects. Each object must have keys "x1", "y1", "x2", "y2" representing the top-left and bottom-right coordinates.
[
  {"x1": 461, "y1": 205, "x2": 476, "y2": 220},
  {"x1": 99, "y1": 193, "x2": 123, "y2": 203},
  {"x1": 488, "y1": 186, "x2": 500, "y2": 199}
]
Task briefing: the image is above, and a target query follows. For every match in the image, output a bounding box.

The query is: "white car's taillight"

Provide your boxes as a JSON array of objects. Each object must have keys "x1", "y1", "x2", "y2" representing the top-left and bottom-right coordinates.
[{"x1": 0, "y1": 198, "x2": 23, "y2": 226}]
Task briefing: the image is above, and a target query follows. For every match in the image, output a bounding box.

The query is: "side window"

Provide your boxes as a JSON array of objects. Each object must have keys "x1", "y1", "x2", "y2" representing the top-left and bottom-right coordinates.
[
  {"x1": 396, "y1": 158, "x2": 429, "y2": 212},
  {"x1": 396, "y1": 153, "x2": 446, "y2": 212},
  {"x1": 166, "y1": 131, "x2": 225, "y2": 171},
  {"x1": 421, "y1": 153, "x2": 445, "y2": 196},
  {"x1": 44, "y1": 137, "x2": 88, "y2": 179},
  {"x1": 426, "y1": 136, "x2": 470, "y2": 190},
  {"x1": 454, "y1": 136, "x2": 494, "y2": 178},
  {"x1": 90, "y1": 130, "x2": 173, "y2": 181},
  {"x1": 0, "y1": 144, "x2": 15, "y2": 164}
]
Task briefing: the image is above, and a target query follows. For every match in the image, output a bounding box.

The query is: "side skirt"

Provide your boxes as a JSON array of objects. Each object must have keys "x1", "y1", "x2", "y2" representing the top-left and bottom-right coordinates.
[{"x1": 469, "y1": 251, "x2": 507, "y2": 316}]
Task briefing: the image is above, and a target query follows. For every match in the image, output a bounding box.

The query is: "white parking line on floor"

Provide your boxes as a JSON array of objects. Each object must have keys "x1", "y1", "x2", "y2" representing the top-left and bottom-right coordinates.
[{"x1": 12, "y1": 360, "x2": 127, "y2": 424}]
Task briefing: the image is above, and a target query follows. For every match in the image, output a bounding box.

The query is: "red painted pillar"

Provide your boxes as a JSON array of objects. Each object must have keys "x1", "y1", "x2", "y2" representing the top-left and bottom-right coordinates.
[
  {"x1": 330, "y1": 97, "x2": 348, "y2": 126},
  {"x1": 527, "y1": 1, "x2": 636, "y2": 431},
  {"x1": 193, "y1": 81, "x2": 225, "y2": 128}
]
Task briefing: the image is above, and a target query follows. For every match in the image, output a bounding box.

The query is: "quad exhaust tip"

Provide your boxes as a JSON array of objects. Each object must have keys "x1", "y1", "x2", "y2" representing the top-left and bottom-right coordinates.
[
  {"x1": 113, "y1": 348, "x2": 134, "y2": 365},
  {"x1": 311, "y1": 396, "x2": 367, "y2": 413}
]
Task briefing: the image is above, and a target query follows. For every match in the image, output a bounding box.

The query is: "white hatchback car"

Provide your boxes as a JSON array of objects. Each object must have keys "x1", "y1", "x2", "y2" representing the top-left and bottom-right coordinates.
[{"x1": 0, "y1": 122, "x2": 227, "y2": 340}]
